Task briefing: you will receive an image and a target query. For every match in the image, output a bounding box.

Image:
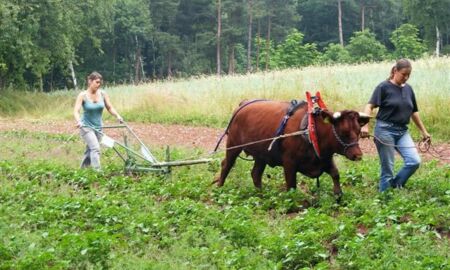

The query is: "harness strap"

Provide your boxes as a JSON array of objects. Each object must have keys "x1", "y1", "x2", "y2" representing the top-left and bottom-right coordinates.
[{"x1": 274, "y1": 100, "x2": 305, "y2": 137}]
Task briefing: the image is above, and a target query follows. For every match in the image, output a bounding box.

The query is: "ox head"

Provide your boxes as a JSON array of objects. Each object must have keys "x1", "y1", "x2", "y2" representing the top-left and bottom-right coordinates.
[{"x1": 320, "y1": 110, "x2": 371, "y2": 161}]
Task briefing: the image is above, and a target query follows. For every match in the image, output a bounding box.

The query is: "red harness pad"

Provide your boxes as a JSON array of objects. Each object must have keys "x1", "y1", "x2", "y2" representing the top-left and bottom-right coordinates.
[{"x1": 306, "y1": 91, "x2": 327, "y2": 158}]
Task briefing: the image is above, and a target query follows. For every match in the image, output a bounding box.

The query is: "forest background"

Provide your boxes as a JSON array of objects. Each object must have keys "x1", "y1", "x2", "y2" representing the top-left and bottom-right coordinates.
[{"x1": 1, "y1": 0, "x2": 450, "y2": 91}]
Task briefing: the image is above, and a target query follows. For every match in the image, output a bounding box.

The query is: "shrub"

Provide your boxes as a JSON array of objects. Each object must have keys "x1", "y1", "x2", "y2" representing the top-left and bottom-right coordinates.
[
  {"x1": 390, "y1": 24, "x2": 427, "y2": 59},
  {"x1": 346, "y1": 30, "x2": 387, "y2": 63},
  {"x1": 272, "y1": 29, "x2": 321, "y2": 68},
  {"x1": 320, "y1": 43, "x2": 352, "y2": 64}
]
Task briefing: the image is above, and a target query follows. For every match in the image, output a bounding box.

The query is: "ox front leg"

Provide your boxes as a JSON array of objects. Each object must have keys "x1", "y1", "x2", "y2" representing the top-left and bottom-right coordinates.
[
  {"x1": 282, "y1": 162, "x2": 297, "y2": 190},
  {"x1": 326, "y1": 160, "x2": 343, "y2": 201},
  {"x1": 216, "y1": 148, "x2": 241, "y2": 187},
  {"x1": 251, "y1": 158, "x2": 266, "y2": 189}
]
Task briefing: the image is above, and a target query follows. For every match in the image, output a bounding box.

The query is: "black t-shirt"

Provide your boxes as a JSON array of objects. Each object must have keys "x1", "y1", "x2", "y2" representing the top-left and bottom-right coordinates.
[{"x1": 368, "y1": 80, "x2": 418, "y2": 126}]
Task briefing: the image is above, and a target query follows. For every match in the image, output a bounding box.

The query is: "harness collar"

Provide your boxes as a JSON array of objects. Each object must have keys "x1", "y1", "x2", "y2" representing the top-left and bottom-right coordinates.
[{"x1": 306, "y1": 91, "x2": 326, "y2": 158}]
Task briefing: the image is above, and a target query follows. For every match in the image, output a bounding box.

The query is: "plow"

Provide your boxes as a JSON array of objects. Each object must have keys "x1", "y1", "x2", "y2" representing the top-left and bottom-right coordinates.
[{"x1": 95, "y1": 123, "x2": 212, "y2": 175}]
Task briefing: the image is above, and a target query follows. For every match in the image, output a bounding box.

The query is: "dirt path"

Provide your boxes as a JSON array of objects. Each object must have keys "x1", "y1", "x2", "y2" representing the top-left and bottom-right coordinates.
[{"x1": 1, "y1": 119, "x2": 449, "y2": 164}]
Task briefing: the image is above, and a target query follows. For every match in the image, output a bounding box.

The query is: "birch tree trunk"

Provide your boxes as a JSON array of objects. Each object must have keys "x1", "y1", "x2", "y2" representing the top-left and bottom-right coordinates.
[
  {"x1": 228, "y1": 44, "x2": 235, "y2": 74},
  {"x1": 167, "y1": 53, "x2": 173, "y2": 78},
  {"x1": 151, "y1": 38, "x2": 156, "y2": 79},
  {"x1": 247, "y1": 0, "x2": 253, "y2": 73},
  {"x1": 216, "y1": 0, "x2": 222, "y2": 76},
  {"x1": 436, "y1": 25, "x2": 441, "y2": 57},
  {"x1": 265, "y1": 14, "x2": 271, "y2": 71},
  {"x1": 134, "y1": 36, "x2": 142, "y2": 84},
  {"x1": 338, "y1": 0, "x2": 344, "y2": 46},
  {"x1": 361, "y1": 4, "x2": 365, "y2": 31},
  {"x1": 256, "y1": 20, "x2": 261, "y2": 72},
  {"x1": 68, "y1": 60, "x2": 77, "y2": 90},
  {"x1": 140, "y1": 55, "x2": 145, "y2": 81},
  {"x1": 38, "y1": 74, "x2": 43, "y2": 92}
]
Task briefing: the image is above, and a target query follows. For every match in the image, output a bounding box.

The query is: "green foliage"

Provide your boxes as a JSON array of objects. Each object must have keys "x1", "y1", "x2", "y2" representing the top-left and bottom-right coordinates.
[
  {"x1": 402, "y1": 0, "x2": 450, "y2": 49},
  {"x1": 346, "y1": 30, "x2": 388, "y2": 63},
  {"x1": 2, "y1": 0, "x2": 450, "y2": 90},
  {"x1": 442, "y1": 45, "x2": 450, "y2": 56},
  {"x1": 0, "y1": 152, "x2": 448, "y2": 269},
  {"x1": 0, "y1": 0, "x2": 105, "y2": 90},
  {"x1": 320, "y1": 43, "x2": 352, "y2": 64},
  {"x1": 254, "y1": 37, "x2": 277, "y2": 70},
  {"x1": 390, "y1": 24, "x2": 427, "y2": 60},
  {"x1": 272, "y1": 29, "x2": 320, "y2": 68}
]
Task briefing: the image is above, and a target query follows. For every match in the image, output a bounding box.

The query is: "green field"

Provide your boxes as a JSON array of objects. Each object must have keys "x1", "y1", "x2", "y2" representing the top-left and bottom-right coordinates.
[
  {"x1": 0, "y1": 126, "x2": 449, "y2": 269},
  {"x1": 0, "y1": 59, "x2": 449, "y2": 269}
]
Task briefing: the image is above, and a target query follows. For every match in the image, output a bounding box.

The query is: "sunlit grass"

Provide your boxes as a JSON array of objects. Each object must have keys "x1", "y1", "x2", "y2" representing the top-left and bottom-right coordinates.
[{"x1": 1, "y1": 57, "x2": 449, "y2": 140}]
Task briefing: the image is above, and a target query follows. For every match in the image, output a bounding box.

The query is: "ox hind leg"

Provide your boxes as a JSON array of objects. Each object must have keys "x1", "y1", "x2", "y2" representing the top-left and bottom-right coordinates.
[
  {"x1": 216, "y1": 148, "x2": 242, "y2": 187},
  {"x1": 251, "y1": 158, "x2": 266, "y2": 188}
]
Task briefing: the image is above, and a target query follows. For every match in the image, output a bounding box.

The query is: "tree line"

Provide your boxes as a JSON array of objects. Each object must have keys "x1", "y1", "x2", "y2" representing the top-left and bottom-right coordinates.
[{"x1": 1, "y1": 0, "x2": 449, "y2": 91}]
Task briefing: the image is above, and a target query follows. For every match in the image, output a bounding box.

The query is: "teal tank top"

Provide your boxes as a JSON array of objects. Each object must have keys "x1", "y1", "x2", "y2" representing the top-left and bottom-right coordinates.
[{"x1": 81, "y1": 90, "x2": 105, "y2": 130}]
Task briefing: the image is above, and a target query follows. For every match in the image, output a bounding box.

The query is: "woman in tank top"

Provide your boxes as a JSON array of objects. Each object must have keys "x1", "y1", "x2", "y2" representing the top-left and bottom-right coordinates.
[{"x1": 73, "y1": 71, "x2": 123, "y2": 171}]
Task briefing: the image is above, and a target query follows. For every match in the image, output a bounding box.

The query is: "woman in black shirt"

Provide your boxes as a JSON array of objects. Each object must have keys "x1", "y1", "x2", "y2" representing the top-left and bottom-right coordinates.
[{"x1": 361, "y1": 59, "x2": 430, "y2": 192}]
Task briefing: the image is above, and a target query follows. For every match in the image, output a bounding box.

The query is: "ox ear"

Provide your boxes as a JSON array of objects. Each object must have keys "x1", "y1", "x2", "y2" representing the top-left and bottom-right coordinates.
[
  {"x1": 320, "y1": 110, "x2": 336, "y2": 124},
  {"x1": 358, "y1": 112, "x2": 371, "y2": 127}
]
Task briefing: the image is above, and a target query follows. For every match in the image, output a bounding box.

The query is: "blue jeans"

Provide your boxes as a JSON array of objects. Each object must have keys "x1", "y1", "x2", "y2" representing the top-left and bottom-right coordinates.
[{"x1": 374, "y1": 120, "x2": 421, "y2": 192}]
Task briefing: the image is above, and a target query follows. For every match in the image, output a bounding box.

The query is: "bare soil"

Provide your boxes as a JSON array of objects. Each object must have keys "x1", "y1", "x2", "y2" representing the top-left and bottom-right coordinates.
[{"x1": 1, "y1": 119, "x2": 449, "y2": 164}]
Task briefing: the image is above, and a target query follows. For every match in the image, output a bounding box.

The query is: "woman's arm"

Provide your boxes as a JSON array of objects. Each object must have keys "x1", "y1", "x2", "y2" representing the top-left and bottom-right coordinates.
[
  {"x1": 411, "y1": 112, "x2": 430, "y2": 139},
  {"x1": 360, "y1": 103, "x2": 375, "y2": 138},
  {"x1": 73, "y1": 93, "x2": 84, "y2": 127},
  {"x1": 103, "y1": 91, "x2": 123, "y2": 122}
]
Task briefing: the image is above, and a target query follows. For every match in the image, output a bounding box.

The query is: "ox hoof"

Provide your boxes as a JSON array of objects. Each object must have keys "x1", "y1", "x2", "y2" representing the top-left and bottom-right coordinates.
[
  {"x1": 211, "y1": 178, "x2": 224, "y2": 187},
  {"x1": 334, "y1": 192, "x2": 343, "y2": 203}
]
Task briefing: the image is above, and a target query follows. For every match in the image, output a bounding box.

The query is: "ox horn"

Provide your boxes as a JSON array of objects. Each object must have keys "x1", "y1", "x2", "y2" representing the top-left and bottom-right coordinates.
[
  {"x1": 333, "y1": 112, "x2": 341, "y2": 119},
  {"x1": 358, "y1": 112, "x2": 371, "y2": 118}
]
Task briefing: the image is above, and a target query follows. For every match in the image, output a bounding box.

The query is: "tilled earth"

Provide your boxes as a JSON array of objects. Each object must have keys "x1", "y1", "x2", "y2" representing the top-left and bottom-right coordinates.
[{"x1": 1, "y1": 119, "x2": 449, "y2": 164}]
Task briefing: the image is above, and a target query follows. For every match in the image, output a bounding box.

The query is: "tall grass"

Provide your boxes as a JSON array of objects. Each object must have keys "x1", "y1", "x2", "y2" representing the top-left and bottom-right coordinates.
[{"x1": 1, "y1": 57, "x2": 449, "y2": 140}]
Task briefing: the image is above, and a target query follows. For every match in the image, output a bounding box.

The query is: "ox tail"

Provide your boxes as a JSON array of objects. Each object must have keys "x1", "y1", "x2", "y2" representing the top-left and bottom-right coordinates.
[{"x1": 212, "y1": 98, "x2": 268, "y2": 152}]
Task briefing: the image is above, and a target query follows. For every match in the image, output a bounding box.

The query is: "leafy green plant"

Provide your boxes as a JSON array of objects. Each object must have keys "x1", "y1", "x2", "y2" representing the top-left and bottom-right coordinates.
[
  {"x1": 390, "y1": 24, "x2": 427, "y2": 60},
  {"x1": 346, "y1": 30, "x2": 387, "y2": 63},
  {"x1": 272, "y1": 29, "x2": 320, "y2": 68},
  {"x1": 0, "y1": 129, "x2": 449, "y2": 269},
  {"x1": 320, "y1": 43, "x2": 352, "y2": 64}
]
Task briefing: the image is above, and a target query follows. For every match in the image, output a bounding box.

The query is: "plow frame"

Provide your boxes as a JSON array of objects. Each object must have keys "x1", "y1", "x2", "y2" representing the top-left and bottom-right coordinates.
[{"x1": 100, "y1": 124, "x2": 212, "y2": 175}]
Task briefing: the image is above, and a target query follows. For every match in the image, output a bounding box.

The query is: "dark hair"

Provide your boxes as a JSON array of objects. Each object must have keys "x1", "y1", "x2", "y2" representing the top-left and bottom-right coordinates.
[
  {"x1": 388, "y1": 59, "x2": 411, "y2": 80},
  {"x1": 87, "y1": 71, "x2": 102, "y2": 82}
]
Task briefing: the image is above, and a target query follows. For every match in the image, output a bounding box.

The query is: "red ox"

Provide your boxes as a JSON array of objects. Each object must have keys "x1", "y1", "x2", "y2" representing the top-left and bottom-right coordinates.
[{"x1": 215, "y1": 100, "x2": 370, "y2": 198}]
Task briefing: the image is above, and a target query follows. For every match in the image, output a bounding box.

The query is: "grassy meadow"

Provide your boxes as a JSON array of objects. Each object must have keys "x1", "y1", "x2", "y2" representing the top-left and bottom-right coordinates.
[
  {"x1": 0, "y1": 59, "x2": 449, "y2": 269},
  {"x1": 1, "y1": 57, "x2": 449, "y2": 141}
]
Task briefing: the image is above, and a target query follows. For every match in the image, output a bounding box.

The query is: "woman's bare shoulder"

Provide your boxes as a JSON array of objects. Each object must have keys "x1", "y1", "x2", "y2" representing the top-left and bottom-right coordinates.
[{"x1": 76, "y1": 91, "x2": 87, "y2": 99}]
